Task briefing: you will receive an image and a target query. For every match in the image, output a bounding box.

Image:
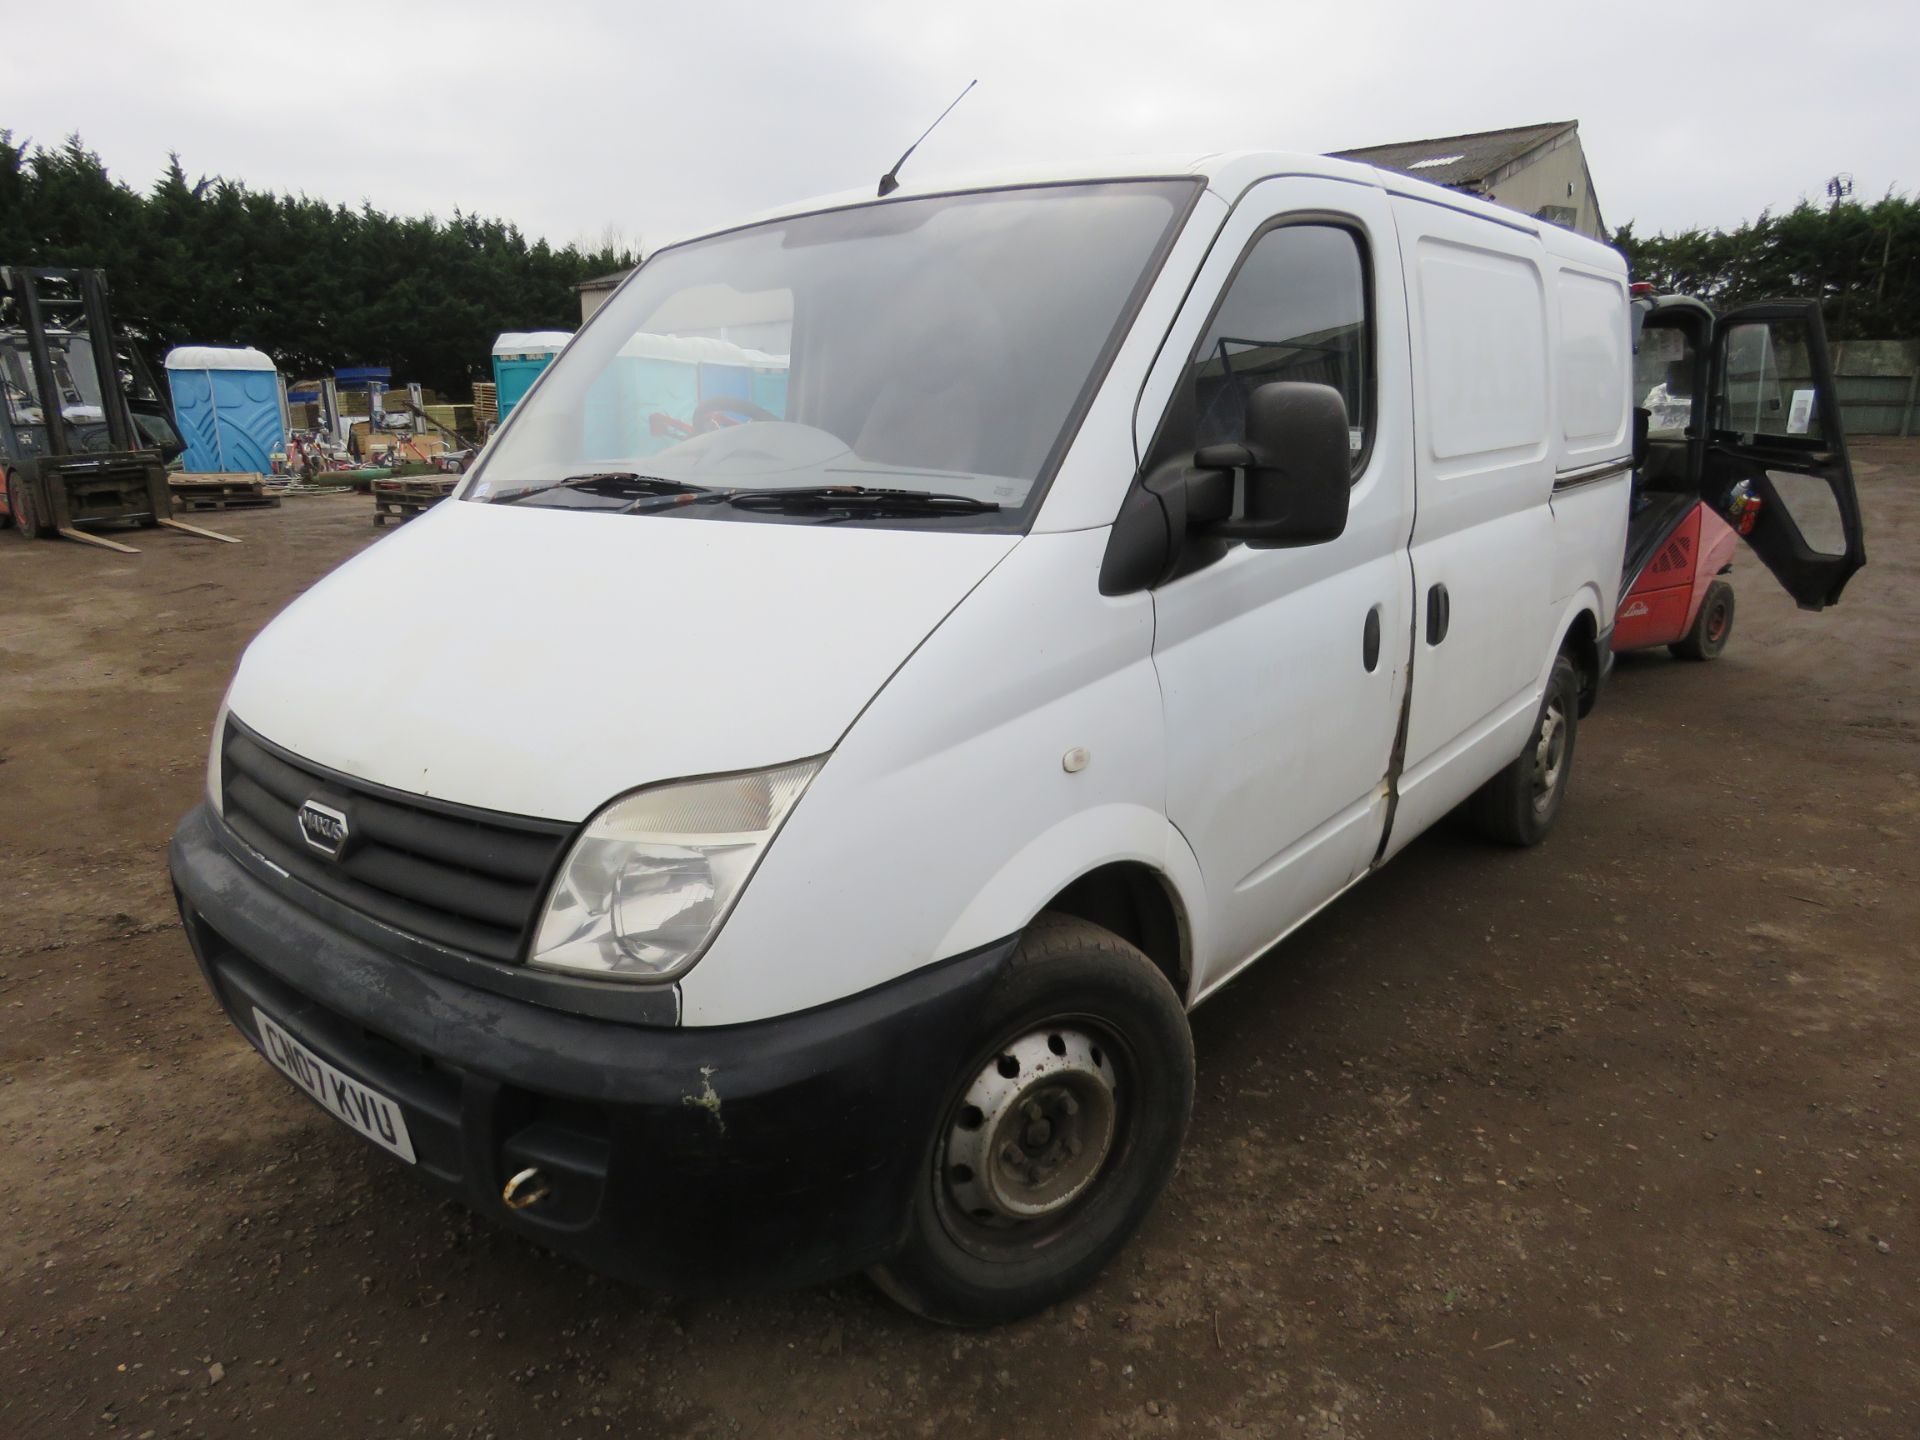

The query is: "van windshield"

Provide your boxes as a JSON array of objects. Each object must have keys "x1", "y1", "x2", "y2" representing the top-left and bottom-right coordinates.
[{"x1": 467, "y1": 180, "x2": 1195, "y2": 529}]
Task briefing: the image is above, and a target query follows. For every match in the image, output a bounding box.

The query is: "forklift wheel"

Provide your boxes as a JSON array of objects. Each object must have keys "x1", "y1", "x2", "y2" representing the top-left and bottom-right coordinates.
[
  {"x1": 1671, "y1": 580, "x2": 1734, "y2": 662},
  {"x1": 6, "y1": 472, "x2": 42, "y2": 540}
]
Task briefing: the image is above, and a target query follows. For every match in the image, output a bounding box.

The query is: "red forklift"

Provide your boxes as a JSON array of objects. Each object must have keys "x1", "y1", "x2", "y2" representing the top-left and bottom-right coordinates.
[
  {"x1": 1615, "y1": 290, "x2": 1864, "y2": 659},
  {"x1": 1, "y1": 265, "x2": 238, "y2": 553}
]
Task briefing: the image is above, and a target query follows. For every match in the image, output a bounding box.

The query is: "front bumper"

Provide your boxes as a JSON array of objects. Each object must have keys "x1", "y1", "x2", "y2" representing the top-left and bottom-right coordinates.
[{"x1": 170, "y1": 803, "x2": 1012, "y2": 1295}]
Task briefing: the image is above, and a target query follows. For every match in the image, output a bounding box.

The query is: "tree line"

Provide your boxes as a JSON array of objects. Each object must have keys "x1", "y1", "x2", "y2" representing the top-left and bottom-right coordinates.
[
  {"x1": 1613, "y1": 193, "x2": 1918, "y2": 342},
  {"x1": 0, "y1": 133, "x2": 637, "y2": 394},
  {"x1": 4, "y1": 131, "x2": 1912, "y2": 397}
]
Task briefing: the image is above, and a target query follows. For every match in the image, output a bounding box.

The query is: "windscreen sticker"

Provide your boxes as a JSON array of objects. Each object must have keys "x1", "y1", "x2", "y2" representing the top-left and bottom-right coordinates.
[{"x1": 1787, "y1": 389, "x2": 1816, "y2": 435}]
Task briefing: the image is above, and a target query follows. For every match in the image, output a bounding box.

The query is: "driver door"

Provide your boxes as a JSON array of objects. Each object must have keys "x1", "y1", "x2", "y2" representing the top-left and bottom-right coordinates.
[{"x1": 1702, "y1": 300, "x2": 1866, "y2": 608}]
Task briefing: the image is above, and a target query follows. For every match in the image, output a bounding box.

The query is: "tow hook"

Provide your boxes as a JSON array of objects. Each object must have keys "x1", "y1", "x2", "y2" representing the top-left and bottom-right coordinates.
[{"x1": 501, "y1": 1166, "x2": 554, "y2": 1211}]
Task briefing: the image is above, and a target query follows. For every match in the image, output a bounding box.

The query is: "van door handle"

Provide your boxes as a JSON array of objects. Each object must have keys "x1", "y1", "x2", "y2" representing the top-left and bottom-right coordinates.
[
  {"x1": 1426, "y1": 584, "x2": 1450, "y2": 645},
  {"x1": 1363, "y1": 605, "x2": 1382, "y2": 672}
]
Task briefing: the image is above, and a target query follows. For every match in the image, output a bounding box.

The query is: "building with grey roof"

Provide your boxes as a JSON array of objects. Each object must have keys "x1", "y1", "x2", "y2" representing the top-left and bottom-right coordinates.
[{"x1": 1333, "y1": 121, "x2": 1607, "y2": 240}]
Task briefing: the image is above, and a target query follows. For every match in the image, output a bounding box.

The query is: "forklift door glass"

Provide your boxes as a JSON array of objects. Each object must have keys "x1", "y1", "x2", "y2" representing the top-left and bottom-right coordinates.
[
  {"x1": 1718, "y1": 321, "x2": 1823, "y2": 443},
  {"x1": 2, "y1": 345, "x2": 44, "y2": 424},
  {"x1": 1633, "y1": 325, "x2": 1692, "y2": 438},
  {"x1": 1765, "y1": 469, "x2": 1848, "y2": 556}
]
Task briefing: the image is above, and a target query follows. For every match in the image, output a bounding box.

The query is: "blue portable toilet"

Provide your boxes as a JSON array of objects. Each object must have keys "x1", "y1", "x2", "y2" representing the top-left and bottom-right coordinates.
[
  {"x1": 164, "y1": 346, "x2": 286, "y2": 474},
  {"x1": 585, "y1": 333, "x2": 790, "y2": 460},
  {"x1": 492, "y1": 331, "x2": 573, "y2": 422}
]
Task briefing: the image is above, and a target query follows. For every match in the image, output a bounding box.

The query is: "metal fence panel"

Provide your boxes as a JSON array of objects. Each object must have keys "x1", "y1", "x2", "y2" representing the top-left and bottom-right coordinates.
[{"x1": 1833, "y1": 373, "x2": 1916, "y2": 437}]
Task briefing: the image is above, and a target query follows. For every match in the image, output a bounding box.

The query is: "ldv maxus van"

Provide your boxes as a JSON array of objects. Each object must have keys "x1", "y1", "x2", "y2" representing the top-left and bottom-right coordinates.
[{"x1": 170, "y1": 152, "x2": 1864, "y2": 1324}]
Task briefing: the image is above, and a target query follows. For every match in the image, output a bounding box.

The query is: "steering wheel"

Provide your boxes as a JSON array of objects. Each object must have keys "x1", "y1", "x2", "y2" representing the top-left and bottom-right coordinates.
[{"x1": 691, "y1": 395, "x2": 781, "y2": 431}]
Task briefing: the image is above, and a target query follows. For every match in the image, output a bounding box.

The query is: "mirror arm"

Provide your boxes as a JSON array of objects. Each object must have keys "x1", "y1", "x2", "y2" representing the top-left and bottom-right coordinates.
[
  {"x1": 1204, "y1": 514, "x2": 1284, "y2": 542},
  {"x1": 1193, "y1": 442, "x2": 1253, "y2": 472},
  {"x1": 1099, "y1": 456, "x2": 1234, "y2": 596}
]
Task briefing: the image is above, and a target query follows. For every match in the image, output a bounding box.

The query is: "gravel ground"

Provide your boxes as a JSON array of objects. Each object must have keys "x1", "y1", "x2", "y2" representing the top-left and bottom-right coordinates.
[{"x1": 3, "y1": 443, "x2": 1916, "y2": 1438}]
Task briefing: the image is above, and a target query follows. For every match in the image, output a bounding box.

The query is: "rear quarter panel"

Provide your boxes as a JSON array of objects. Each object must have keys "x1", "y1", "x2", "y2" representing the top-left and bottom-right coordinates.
[
  {"x1": 1546, "y1": 243, "x2": 1632, "y2": 638},
  {"x1": 1549, "y1": 476, "x2": 1630, "y2": 635}
]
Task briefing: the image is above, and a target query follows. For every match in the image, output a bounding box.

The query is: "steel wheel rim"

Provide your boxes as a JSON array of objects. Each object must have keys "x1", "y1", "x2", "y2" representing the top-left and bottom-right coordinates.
[
  {"x1": 1706, "y1": 601, "x2": 1729, "y2": 643},
  {"x1": 1531, "y1": 698, "x2": 1567, "y2": 812},
  {"x1": 934, "y1": 1018, "x2": 1128, "y2": 1258}
]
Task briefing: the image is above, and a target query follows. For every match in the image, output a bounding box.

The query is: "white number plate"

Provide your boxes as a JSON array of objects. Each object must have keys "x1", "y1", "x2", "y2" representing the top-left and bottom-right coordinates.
[{"x1": 252, "y1": 1007, "x2": 416, "y2": 1163}]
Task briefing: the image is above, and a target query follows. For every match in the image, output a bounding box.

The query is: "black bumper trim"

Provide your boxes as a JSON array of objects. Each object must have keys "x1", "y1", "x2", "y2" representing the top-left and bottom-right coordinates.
[{"x1": 170, "y1": 803, "x2": 1016, "y2": 1295}]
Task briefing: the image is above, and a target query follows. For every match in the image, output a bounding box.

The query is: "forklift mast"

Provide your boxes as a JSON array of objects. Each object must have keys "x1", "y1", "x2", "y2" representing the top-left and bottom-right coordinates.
[
  {"x1": 1, "y1": 265, "x2": 236, "y2": 553},
  {"x1": 3, "y1": 266, "x2": 141, "y2": 456}
]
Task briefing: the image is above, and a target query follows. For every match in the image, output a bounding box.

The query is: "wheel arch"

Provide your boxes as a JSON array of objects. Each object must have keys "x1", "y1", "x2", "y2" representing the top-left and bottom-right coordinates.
[
  {"x1": 1037, "y1": 860, "x2": 1191, "y2": 1003},
  {"x1": 1550, "y1": 590, "x2": 1605, "y2": 716},
  {"x1": 931, "y1": 803, "x2": 1205, "y2": 1009}
]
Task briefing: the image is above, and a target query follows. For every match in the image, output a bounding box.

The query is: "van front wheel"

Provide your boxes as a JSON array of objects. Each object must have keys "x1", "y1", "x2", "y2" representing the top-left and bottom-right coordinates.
[
  {"x1": 1467, "y1": 652, "x2": 1580, "y2": 847},
  {"x1": 869, "y1": 915, "x2": 1193, "y2": 1325}
]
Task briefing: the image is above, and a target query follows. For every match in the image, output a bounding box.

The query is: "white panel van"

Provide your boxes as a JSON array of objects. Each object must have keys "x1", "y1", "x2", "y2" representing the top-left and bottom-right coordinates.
[{"x1": 170, "y1": 153, "x2": 1865, "y2": 1324}]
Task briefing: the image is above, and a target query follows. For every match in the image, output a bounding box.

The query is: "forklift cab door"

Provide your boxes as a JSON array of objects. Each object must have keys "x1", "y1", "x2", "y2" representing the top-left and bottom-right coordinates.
[{"x1": 1702, "y1": 300, "x2": 1866, "y2": 609}]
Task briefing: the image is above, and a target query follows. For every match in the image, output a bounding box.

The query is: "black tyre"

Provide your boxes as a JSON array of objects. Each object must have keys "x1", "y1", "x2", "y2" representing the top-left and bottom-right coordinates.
[
  {"x1": 7, "y1": 471, "x2": 43, "y2": 540},
  {"x1": 869, "y1": 915, "x2": 1193, "y2": 1325},
  {"x1": 1467, "y1": 652, "x2": 1580, "y2": 847},
  {"x1": 1670, "y1": 580, "x2": 1734, "y2": 662}
]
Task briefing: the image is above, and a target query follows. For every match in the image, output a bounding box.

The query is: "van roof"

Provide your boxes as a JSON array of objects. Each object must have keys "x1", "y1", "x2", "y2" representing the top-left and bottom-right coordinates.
[{"x1": 666, "y1": 150, "x2": 1624, "y2": 274}]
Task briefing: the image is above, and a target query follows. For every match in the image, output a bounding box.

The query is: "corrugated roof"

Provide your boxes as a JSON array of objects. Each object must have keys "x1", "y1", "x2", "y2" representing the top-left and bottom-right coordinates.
[
  {"x1": 1331, "y1": 121, "x2": 1577, "y2": 189},
  {"x1": 576, "y1": 269, "x2": 633, "y2": 291}
]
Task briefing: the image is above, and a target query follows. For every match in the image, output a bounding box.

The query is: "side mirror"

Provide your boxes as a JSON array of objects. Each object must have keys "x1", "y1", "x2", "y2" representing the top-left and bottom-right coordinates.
[{"x1": 1195, "y1": 381, "x2": 1351, "y2": 548}]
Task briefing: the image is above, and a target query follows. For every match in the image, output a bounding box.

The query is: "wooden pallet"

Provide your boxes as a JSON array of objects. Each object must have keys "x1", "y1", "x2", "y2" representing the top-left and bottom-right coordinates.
[
  {"x1": 169, "y1": 473, "x2": 282, "y2": 512},
  {"x1": 371, "y1": 476, "x2": 458, "y2": 527}
]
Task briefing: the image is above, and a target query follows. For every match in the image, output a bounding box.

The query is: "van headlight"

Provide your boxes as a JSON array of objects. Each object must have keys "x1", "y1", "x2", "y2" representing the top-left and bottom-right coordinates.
[
  {"x1": 529, "y1": 758, "x2": 823, "y2": 982},
  {"x1": 206, "y1": 698, "x2": 232, "y2": 816}
]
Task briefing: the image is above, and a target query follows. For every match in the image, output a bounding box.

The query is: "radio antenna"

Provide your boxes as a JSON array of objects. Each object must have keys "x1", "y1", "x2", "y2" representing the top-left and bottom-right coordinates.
[{"x1": 877, "y1": 79, "x2": 977, "y2": 197}]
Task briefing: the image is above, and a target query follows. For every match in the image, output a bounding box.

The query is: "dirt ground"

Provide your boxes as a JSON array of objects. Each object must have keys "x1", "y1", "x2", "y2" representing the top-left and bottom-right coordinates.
[{"x1": 3, "y1": 446, "x2": 1916, "y2": 1440}]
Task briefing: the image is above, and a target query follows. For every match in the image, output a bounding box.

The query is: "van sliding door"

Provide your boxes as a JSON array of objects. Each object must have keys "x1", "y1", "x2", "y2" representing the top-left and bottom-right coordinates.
[{"x1": 1382, "y1": 198, "x2": 1563, "y2": 853}]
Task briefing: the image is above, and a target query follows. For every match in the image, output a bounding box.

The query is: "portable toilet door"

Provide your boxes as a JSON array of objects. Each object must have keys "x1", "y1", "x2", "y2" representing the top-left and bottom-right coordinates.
[
  {"x1": 163, "y1": 346, "x2": 285, "y2": 474},
  {"x1": 491, "y1": 331, "x2": 572, "y2": 423}
]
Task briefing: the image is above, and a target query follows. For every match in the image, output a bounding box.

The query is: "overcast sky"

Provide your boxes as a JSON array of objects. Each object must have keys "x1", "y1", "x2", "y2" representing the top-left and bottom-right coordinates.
[{"x1": 4, "y1": 0, "x2": 1911, "y2": 253}]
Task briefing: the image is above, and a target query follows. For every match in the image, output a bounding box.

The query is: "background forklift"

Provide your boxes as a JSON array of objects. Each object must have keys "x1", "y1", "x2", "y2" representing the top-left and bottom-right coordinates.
[
  {"x1": 0, "y1": 265, "x2": 238, "y2": 553},
  {"x1": 1615, "y1": 290, "x2": 1865, "y2": 659}
]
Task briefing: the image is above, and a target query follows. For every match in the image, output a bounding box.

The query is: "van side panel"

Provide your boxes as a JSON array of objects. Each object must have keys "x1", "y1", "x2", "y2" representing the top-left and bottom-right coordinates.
[
  {"x1": 1554, "y1": 266, "x2": 1630, "y2": 464},
  {"x1": 1415, "y1": 239, "x2": 1551, "y2": 465},
  {"x1": 1385, "y1": 199, "x2": 1557, "y2": 854},
  {"x1": 1546, "y1": 257, "x2": 1632, "y2": 636}
]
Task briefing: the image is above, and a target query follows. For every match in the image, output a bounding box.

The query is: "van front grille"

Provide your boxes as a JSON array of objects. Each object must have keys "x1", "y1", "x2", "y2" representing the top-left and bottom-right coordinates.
[{"x1": 218, "y1": 719, "x2": 573, "y2": 964}]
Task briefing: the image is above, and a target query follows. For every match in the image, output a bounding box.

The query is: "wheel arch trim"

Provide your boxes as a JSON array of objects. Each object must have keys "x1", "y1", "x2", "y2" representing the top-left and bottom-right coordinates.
[
  {"x1": 1546, "y1": 588, "x2": 1605, "y2": 715},
  {"x1": 932, "y1": 803, "x2": 1209, "y2": 1007}
]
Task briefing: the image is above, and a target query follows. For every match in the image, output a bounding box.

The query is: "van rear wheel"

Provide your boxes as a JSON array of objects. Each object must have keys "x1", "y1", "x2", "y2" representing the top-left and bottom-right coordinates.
[
  {"x1": 869, "y1": 915, "x2": 1193, "y2": 1325},
  {"x1": 1467, "y1": 652, "x2": 1580, "y2": 847}
]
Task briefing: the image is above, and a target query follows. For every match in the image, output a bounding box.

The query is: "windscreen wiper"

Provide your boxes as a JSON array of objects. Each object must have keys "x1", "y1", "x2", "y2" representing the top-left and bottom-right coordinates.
[
  {"x1": 489, "y1": 472, "x2": 712, "y2": 505},
  {"x1": 720, "y1": 485, "x2": 1000, "y2": 516},
  {"x1": 619, "y1": 483, "x2": 1004, "y2": 518}
]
